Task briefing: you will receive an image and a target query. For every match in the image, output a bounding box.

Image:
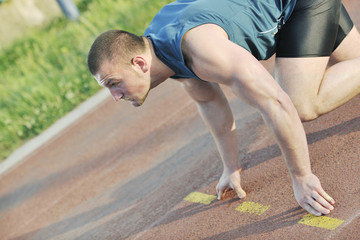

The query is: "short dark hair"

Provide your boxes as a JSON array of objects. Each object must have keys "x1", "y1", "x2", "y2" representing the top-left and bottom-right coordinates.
[{"x1": 87, "y1": 30, "x2": 146, "y2": 75}]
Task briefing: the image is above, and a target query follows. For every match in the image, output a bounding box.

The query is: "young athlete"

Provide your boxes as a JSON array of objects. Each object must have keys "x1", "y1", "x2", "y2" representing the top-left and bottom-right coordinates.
[{"x1": 87, "y1": 0, "x2": 360, "y2": 216}]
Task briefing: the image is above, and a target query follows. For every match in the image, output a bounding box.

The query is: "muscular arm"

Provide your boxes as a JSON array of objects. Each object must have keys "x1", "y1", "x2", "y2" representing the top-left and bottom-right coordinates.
[
  {"x1": 181, "y1": 24, "x2": 335, "y2": 215},
  {"x1": 178, "y1": 78, "x2": 246, "y2": 198}
]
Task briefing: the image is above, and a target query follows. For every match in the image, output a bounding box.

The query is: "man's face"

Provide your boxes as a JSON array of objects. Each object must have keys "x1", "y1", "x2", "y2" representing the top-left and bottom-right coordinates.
[{"x1": 94, "y1": 59, "x2": 151, "y2": 107}]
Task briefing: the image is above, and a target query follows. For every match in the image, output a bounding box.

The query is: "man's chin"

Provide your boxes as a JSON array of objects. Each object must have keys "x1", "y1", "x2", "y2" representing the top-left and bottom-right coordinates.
[
  {"x1": 130, "y1": 100, "x2": 143, "y2": 107},
  {"x1": 129, "y1": 90, "x2": 149, "y2": 107},
  {"x1": 131, "y1": 92, "x2": 149, "y2": 107},
  {"x1": 131, "y1": 102, "x2": 141, "y2": 107}
]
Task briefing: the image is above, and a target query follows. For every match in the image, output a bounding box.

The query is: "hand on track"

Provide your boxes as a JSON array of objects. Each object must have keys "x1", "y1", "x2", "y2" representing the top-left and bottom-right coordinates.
[
  {"x1": 292, "y1": 173, "x2": 335, "y2": 216},
  {"x1": 216, "y1": 169, "x2": 246, "y2": 200}
]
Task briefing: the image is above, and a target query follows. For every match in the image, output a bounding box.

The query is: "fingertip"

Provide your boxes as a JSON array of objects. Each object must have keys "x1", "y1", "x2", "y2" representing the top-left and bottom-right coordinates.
[
  {"x1": 313, "y1": 210, "x2": 322, "y2": 216},
  {"x1": 321, "y1": 191, "x2": 335, "y2": 205},
  {"x1": 239, "y1": 194, "x2": 246, "y2": 199},
  {"x1": 238, "y1": 192, "x2": 246, "y2": 199},
  {"x1": 236, "y1": 189, "x2": 246, "y2": 199}
]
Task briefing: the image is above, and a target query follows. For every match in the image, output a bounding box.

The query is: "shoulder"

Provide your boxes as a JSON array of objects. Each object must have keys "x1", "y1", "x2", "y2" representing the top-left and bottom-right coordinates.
[
  {"x1": 181, "y1": 24, "x2": 229, "y2": 70},
  {"x1": 181, "y1": 24, "x2": 267, "y2": 85}
]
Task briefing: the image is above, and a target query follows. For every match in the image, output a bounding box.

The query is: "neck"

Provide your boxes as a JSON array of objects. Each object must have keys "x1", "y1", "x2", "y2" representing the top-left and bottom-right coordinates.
[{"x1": 144, "y1": 37, "x2": 175, "y2": 89}]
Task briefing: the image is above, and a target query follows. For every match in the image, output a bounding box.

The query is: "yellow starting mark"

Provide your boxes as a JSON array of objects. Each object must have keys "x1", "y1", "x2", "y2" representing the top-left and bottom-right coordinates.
[
  {"x1": 184, "y1": 192, "x2": 345, "y2": 231},
  {"x1": 235, "y1": 201, "x2": 270, "y2": 215},
  {"x1": 298, "y1": 214, "x2": 344, "y2": 230},
  {"x1": 184, "y1": 192, "x2": 217, "y2": 205}
]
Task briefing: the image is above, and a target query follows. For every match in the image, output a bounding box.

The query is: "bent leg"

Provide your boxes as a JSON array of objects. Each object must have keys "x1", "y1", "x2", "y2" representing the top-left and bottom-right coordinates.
[
  {"x1": 275, "y1": 0, "x2": 360, "y2": 121},
  {"x1": 275, "y1": 57, "x2": 327, "y2": 121},
  {"x1": 276, "y1": 27, "x2": 360, "y2": 121}
]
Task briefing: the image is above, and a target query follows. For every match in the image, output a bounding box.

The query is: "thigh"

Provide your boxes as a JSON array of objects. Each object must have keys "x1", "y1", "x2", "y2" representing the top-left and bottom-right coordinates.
[{"x1": 275, "y1": 57, "x2": 329, "y2": 104}]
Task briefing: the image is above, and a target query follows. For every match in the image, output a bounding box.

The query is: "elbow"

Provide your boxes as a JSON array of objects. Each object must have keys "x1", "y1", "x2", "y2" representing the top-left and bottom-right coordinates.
[
  {"x1": 275, "y1": 93, "x2": 319, "y2": 122},
  {"x1": 277, "y1": 92, "x2": 297, "y2": 115},
  {"x1": 269, "y1": 90, "x2": 319, "y2": 122},
  {"x1": 261, "y1": 91, "x2": 300, "y2": 122}
]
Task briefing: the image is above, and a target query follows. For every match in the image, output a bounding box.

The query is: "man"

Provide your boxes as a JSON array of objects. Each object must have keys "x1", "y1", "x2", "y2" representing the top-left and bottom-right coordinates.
[{"x1": 87, "y1": 0, "x2": 360, "y2": 216}]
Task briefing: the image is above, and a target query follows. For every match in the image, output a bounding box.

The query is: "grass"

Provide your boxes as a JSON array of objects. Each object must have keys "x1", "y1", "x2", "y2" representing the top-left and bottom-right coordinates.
[{"x1": 0, "y1": 0, "x2": 173, "y2": 162}]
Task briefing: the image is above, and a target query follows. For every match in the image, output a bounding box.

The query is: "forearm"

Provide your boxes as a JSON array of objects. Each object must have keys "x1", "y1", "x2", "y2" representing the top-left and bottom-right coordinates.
[
  {"x1": 260, "y1": 95, "x2": 312, "y2": 179},
  {"x1": 195, "y1": 88, "x2": 240, "y2": 172}
]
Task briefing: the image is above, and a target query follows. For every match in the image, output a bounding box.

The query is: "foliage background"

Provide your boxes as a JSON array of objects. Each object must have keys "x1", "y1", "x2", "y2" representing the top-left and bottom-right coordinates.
[{"x1": 0, "y1": 0, "x2": 172, "y2": 161}]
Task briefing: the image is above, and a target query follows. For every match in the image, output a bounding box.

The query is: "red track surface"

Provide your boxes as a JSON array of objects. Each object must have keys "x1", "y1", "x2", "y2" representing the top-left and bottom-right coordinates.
[{"x1": 0, "y1": 1, "x2": 359, "y2": 239}]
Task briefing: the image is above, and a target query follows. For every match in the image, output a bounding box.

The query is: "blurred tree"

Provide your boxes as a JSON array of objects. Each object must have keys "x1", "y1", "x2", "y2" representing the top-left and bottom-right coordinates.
[{"x1": 56, "y1": 0, "x2": 79, "y2": 21}]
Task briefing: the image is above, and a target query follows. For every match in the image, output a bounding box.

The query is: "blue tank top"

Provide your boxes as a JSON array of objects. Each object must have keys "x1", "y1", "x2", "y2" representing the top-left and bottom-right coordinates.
[{"x1": 144, "y1": 0, "x2": 296, "y2": 79}]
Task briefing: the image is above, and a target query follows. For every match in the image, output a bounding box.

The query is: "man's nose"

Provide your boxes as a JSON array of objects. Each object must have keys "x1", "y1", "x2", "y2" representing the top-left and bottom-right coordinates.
[{"x1": 109, "y1": 89, "x2": 124, "y2": 102}]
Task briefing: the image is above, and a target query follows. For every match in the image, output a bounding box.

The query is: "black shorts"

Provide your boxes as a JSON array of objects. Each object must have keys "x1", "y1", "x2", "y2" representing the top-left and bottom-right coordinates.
[{"x1": 276, "y1": 0, "x2": 354, "y2": 58}]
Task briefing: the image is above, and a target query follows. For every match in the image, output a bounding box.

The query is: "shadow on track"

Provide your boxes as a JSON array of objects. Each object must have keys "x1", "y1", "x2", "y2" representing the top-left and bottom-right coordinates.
[{"x1": 11, "y1": 116, "x2": 359, "y2": 240}]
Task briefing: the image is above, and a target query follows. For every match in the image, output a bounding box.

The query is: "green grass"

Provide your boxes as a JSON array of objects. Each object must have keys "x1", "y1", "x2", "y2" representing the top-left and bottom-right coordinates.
[{"x1": 0, "y1": 0, "x2": 173, "y2": 161}]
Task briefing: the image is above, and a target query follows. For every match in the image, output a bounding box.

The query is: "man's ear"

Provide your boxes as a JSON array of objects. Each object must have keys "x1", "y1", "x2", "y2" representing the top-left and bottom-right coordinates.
[{"x1": 132, "y1": 56, "x2": 149, "y2": 73}]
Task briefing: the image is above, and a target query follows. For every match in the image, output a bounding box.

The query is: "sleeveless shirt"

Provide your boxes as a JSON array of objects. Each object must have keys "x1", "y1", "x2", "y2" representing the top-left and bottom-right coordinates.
[{"x1": 144, "y1": 0, "x2": 296, "y2": 79}]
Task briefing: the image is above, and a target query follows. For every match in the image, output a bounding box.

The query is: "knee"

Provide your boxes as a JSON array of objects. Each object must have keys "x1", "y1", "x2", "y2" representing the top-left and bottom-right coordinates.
[
  {"x1": 293, "y1": 103, "x2": 320, "y2": 122},
  {"x1": 298, "y1": 110, "x2": 319, "y2": 122}
]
